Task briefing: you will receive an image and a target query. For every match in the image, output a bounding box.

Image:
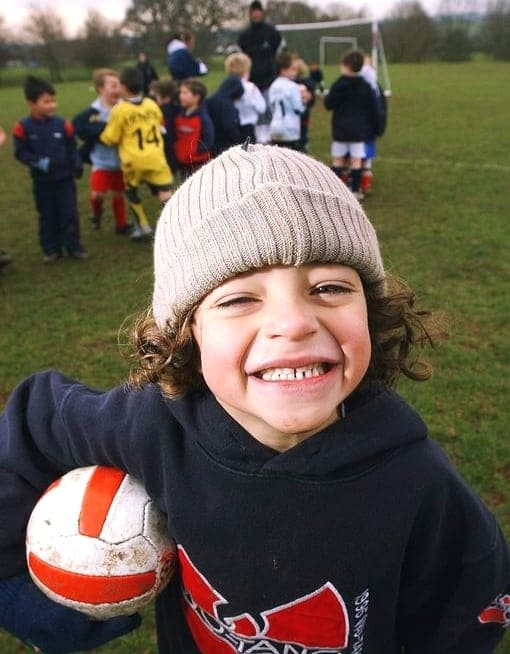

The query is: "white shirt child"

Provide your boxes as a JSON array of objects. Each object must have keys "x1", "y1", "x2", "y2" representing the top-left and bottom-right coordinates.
[{"x1": 235, "y1": 78, "x2": 267, "y2": 128}]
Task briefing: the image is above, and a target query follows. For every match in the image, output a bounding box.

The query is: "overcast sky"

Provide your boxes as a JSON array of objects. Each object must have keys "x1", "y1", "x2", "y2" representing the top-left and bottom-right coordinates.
[{"x1": 4, "y1": 0, "x2": 441, "y2": 36}]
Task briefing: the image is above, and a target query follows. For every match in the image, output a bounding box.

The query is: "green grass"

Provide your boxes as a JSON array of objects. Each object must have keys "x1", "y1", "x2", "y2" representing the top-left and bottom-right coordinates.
[{"x1": 0, "y1": 60, "x2": 509, "y2": 652}]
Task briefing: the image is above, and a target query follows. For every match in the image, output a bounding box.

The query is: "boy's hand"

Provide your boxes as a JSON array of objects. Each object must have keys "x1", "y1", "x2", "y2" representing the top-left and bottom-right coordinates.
[
  {"x1": 0, "y1": 572, "x2": 141, "y2": 654},
  {"x1": 33, "y1": 157, "x2": 50, "y2": 173}
]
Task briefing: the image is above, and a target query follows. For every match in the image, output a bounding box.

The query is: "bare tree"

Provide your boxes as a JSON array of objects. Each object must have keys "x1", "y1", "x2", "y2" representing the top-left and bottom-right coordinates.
[
  {"x1": 382, "y1": 1, "x2": 437, "y2": 62},
  {"x1": 77, "y1": 10, "x2": 119, "y2": 68},
  {"x1": 266, "y1": 1, "x2": 323, "y2": 24},
  {"x1": 24, "y1": 8, "x2": 67, "y2": 81},
  {"x1": 320, "y1": 2, "x2": 369, "y2": 19},
  {"x1": 0, "y1": 16, "x2": 13, "y2": 68},
  {"x1": 123, "y1": 0, "x2": 237, "y2": 56}
]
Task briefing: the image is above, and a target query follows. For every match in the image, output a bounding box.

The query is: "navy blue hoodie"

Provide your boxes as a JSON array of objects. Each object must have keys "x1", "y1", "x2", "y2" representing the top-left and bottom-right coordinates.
[
  {"x1": 0, "y1": 371, "x2": 508, "y2": 653},
  {"x1": 324, "y1": 75, "x2": 381, "y2": 143},
  {"x1": 205, "y1": 75, "x2": 244, "y2": 156}
]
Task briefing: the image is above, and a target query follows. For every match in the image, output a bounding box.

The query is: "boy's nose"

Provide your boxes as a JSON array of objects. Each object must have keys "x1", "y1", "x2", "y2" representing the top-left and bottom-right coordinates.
[{"x1": 263, "y1": 299, "x2": 318, "y2": 341}]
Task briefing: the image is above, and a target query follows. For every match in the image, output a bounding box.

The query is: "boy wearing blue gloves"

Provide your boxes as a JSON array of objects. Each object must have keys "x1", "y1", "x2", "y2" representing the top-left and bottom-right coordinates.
[
  {"x1": 12, "y1": 76, "x2": 88, "y2": 262},
  {"x1": 0, "y1": 145, "x2": 508, "y2": 653}
]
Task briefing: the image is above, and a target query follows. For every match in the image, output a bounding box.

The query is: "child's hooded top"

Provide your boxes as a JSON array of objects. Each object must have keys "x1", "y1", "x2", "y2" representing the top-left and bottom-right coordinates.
[
  {"x1": 204, "y1": 75, "x2": 244, "y2": 156},
  {"x1": 0, "y1": 373, "x2": 508, "y2": 653},
  {"x1": 0, "y1": 146, "x2": 508, "y2": 653},
  {"x1": 167, "y1": 38, "x2": 208, "y2": 81},
  {"x1": 324, "y1": 74, "x2": 382, "y2": 143}
]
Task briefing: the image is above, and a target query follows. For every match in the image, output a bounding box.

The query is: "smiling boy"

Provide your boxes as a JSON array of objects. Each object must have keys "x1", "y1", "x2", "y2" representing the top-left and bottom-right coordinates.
[
  {"x1": 0, "y1": 145, "x2": 508, "y2": 654},
  {"x1": 73, "y1": 69, "x2": 129, "y2": 234},
  {"x1": 191, "y1": 264, "x2": 370, "y2": 450}
]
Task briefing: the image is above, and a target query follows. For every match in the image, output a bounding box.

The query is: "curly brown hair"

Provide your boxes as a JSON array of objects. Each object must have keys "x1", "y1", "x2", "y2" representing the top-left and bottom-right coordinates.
[{"x1": 128, "y1": 272, "x2": 447, "y2": 399}]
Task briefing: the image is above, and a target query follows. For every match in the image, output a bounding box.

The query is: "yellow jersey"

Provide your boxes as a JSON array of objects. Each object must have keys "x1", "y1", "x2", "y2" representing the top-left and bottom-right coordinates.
[{"x1": 100, "y1": 97, "x2": 172, "y2": 187}]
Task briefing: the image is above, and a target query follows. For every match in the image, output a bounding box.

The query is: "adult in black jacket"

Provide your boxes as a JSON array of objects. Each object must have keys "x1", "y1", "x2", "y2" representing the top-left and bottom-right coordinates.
[
  {"x1": 237, "y1": 2, "x2": 282, "y2": 93},
  {"x1": 238, "y1": 1, "x2": 282, "y2": 143}
]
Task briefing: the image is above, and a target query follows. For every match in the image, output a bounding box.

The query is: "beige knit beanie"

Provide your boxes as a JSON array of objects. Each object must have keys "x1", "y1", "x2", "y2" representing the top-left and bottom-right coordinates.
[{"x1": 153, "y1": 144, "x2": 384, "y2": 330}]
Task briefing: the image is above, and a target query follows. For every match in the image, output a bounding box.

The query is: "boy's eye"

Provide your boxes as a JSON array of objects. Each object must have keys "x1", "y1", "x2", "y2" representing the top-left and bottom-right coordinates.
[
  {"x1": 217, "y1": 295, "x2": 256, "y2": 309},
  {"x1": 311, "y1": 283, "x2": 353, "y2": 296}
]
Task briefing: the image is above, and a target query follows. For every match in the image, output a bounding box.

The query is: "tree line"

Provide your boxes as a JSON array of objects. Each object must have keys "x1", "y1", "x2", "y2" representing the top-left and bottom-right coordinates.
[{"x1": 0, "y1": 0, "x2": 509, "y2": 82}]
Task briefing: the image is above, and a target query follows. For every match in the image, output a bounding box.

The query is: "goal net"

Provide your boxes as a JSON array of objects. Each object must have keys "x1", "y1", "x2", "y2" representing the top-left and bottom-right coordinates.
[{"x1": 275, "y1": 18, "x2": 391, "y2": 95}]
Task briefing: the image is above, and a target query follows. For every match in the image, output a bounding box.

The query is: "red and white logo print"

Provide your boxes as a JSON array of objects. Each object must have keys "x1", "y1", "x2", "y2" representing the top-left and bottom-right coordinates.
[
  {"x1": 178, "y1": 546, "x2": 350, "y2": 653},
  {"x1": 478, "y1": 593, "x2": 510, "y2": 627}
]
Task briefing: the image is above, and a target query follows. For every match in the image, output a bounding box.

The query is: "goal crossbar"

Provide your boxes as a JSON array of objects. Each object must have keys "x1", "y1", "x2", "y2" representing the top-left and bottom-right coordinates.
[{"x1": 276, "y1": 18, "x2": 392, "y2": 95}]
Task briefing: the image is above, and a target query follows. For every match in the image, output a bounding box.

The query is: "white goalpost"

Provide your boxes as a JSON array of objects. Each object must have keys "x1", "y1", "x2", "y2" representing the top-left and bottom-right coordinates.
[
  {"x1": 275, "y1": 17, "x2": 392, "y2": 96},
  {"x1": 319, "y1": 37, "x2": 358, "y2": 69}
]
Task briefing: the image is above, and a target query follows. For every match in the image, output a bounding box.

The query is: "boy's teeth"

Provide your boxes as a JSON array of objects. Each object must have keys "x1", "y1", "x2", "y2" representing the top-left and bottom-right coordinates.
[{"x1": 260, "y1": 364, "x2": 326, "y2": 381}]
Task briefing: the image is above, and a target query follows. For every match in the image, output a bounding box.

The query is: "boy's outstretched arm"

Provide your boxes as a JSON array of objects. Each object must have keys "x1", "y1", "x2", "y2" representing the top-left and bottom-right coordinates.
[
  {"x1": 72, "y1": 108, "x2": 106, "y2": 143},
  {"x1": 0, "y1": 572, "x2": 141, "y2": 654},
  {"x1": 0, "y1": 372, "x2": 149, "y2": 651}
]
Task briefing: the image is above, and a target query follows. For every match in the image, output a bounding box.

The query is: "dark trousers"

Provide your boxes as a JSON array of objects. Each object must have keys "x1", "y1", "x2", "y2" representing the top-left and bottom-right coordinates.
[{"x1": 32, "y1": 179, "x2": 82, "y2": 256}]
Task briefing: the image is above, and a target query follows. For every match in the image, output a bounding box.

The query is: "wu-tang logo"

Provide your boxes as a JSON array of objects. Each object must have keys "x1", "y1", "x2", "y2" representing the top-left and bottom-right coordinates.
[{"x1": 178, "y1": 545, "x2": 350, "y2": 653}]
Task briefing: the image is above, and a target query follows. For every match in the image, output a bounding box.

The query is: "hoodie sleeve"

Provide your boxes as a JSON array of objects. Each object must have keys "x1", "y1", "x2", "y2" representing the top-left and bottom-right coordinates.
[
  {"x1": 72, "y1": 107, "x2": 105, "y2": 142},
  {"x1": 12, "y1": 121, "x2": 39, "y2": 168},
  {"x1": 397, "y1": 442, "x2": 510, "y2": 653},
  {"x1": 0, "y1": 371, "x2": 162, "y2": 578},
  {"x1": 323, "y1": 78, "x2": 342, "y2": 111}
]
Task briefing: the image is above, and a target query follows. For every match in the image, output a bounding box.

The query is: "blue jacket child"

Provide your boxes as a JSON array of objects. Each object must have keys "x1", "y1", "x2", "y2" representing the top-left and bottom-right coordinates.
[
  {"x1": 167, "y1": 33, "x2": 208, "y2": 81},
  {"x1": 13, "y1": 76, "x2": 87, "y2": 262},
  {"x1": 205, "y1": 75, "x2": 244, "y2": 156}
]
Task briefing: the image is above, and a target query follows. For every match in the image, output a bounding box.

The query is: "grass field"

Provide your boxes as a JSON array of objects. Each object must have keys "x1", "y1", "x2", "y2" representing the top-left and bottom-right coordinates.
[{"x1": 0, "y1": 60, "x2": 509, "y2": 652}]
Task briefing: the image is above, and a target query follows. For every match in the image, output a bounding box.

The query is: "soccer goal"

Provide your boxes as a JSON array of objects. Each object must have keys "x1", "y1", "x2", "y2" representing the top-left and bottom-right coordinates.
[
  {"x1": 276, "y1": 17, "x2": 392, "y2": 96},
  {"x1": 319, "y1": 37, "x2": 358, "y2": 68}
]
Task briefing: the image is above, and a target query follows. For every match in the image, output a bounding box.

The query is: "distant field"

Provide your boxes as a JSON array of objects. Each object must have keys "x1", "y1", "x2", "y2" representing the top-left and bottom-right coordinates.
[{"x1": 0, "y1": 60, "x2": 508, "y2": 653}]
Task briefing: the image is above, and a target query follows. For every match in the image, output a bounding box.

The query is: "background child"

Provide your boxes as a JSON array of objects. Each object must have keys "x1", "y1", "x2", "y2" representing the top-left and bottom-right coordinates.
[
  {"x1": 224, "y1": 52, "x2": 266, "y2": 143},
  {"x1": 100, "y1": 67, "x2": 173, "y2": 240},
  {"x1": 149, "y1": 78, "x2": 180, "y2": 177},
  {"x1": 12, "y1": 76, "x2": 87, "y2": 262},
  {"x1": 359, "y1": 55, "x2": 388, "y2": 194},
  {"x1": 166, "y1": 31, "x2": 208, "y2": 81},
  {"x1": 73, "y1": 68, "x2": 129, "y2": 234},
  {"x1": 205, "y1": 74, "x2": 244, "y2": 155},
  {"x1": 293, "y1": 56, "x2": 316, "y2": 152},
  {"x1": 135, "y1": 51, "x2": 159, "y2": 97},
  {"x1": 268, "y1": 51, "x2": 305, "y2": 150},
  {"x1": 173, "y1": 79, "x2": 214, "y2": 178},
  {"x1": 309, "y1": 62, "x2": 325, "y2": 94},
  {"x1": 0, "y1": 145, "x2": 508, "y2": 654},
  {"x1": 324, "y1": 49, "x2": 382, "y2": 200}
]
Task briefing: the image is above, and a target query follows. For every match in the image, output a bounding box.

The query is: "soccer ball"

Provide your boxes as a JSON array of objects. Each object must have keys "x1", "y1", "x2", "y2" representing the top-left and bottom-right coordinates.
[{"x1": 26, "y1": 465, "x2": 177, "y2": 619}]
